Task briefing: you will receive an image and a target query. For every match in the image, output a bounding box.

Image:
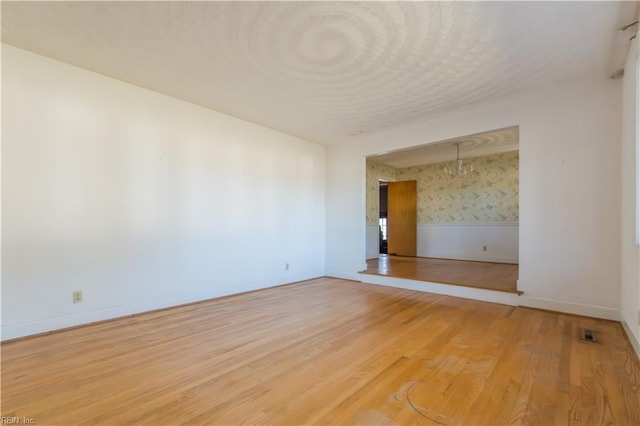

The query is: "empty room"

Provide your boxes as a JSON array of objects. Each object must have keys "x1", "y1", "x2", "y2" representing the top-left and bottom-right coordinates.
[{"x1": 2, "y1": 1, "x2": 640, "y2": 425}]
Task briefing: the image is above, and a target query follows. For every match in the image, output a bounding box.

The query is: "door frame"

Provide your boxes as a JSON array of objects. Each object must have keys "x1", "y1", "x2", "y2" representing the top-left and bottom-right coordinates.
[{"x1": 377, "y1": 176, "x2": 395, "y2": 256}]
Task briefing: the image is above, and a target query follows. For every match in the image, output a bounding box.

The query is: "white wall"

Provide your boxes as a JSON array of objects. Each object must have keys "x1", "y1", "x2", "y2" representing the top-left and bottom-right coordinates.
[
  {"x1": 366, "y1": 225, "x2": 379, "y2": 260},
  {"x1": 327, "y1": 76, "x2": 621, "y2": 319},
  {"x1": 368, "y1": 223, "x2": 519, "y2": 263},
  {"x1": 418, "y1": 224, "x2": 518, "y2": 263},
  {"x1": 620, "y1": 36, "x2": 640, "y2": 355},
  {"x1": 1, "y1": 45, "x2": 326, "y2": 340}
]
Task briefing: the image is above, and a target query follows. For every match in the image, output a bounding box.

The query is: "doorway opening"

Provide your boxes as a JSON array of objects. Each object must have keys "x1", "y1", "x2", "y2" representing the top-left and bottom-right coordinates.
[
  {"x1": 378, "y1": 182, "x2": 388, "y2": 254},
  {"x1": 385, "y1": 180, "x2": 417, "y2": 256},
  {"x1": 364, "y1": 126, "x2": 520, "y2": 294}
]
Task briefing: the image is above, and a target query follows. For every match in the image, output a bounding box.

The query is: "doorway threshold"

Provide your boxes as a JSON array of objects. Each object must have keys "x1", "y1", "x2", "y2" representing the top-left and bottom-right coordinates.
[{"x1": 360, "y1": 255, "x2": 522, "y2": 295}]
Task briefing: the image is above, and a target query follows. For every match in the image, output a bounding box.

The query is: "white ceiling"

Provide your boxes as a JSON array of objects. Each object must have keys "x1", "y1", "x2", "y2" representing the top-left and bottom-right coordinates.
[
  {"x1": 1, "y1": 2, "x2": 630, "y2": 146},
  {"x1": 369, "y1": 126, "x2": 518, "y2": 169}
]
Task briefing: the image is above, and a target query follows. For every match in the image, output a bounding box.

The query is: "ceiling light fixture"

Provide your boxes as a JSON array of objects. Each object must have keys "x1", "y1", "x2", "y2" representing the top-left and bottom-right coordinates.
[{"x1": 443, "y1": 143, "x2": 474, "y2": 177}]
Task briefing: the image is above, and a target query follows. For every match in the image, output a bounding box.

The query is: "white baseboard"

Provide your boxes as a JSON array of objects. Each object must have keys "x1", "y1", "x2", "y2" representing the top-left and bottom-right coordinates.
[
  {"x1": 1, "y1": 275, "x2": 323, "y2": 341},
  {"x1": 622, "y1": 320, "x2": 640, "y2": 360},
  {"x1": 426, "y1": 254, "x2": 518, "y2": 264},
  {"x1": 364, "y1": 254, "x2": 517, "y2": 263},
  {"x1": 361, "y1": 274, "x2": 636, "y2": 359},
  {"x1": 2, "y1": 295, "x2": 203, "y2": 341},
  {"x1": 357, "y1": 274, "x2": 621, "y2": 322},
  {"x1": 358, "y1": 273, "x2": 521, "y2": 306},
  {"x1": 518, "y1": 295, "x2": 620, "y2": 321},
  {"x1": 326, "y1": 270, "x2": 362, "y2": 281}
]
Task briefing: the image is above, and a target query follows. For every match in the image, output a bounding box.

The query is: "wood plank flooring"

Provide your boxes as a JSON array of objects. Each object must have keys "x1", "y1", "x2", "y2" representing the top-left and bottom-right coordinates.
[
  {"x1": 2, "y1": 278, "x2": 638, "y2": 425},
  {"x1": 364, "y1": 255, "x2": 520, "y2": 294}
]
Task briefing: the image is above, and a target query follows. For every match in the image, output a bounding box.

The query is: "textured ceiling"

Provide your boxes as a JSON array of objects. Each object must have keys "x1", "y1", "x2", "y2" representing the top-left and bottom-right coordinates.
[
  {"x1": 1, "y1": 2, "x2": 627, "y2": 145},
  {"x1": 370, "y1": 126, "x2": 519, "y2": 169}
]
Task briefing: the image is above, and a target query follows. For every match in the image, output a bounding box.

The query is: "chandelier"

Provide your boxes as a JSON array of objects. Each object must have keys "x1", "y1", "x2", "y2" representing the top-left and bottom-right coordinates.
[{"x1": 443, "y1": 143, "x2": 473, "y2": 177}]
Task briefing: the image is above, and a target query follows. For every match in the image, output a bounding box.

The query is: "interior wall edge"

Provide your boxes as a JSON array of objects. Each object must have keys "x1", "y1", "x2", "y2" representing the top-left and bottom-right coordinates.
[
  {"x1": 622, "y1": 319, "x2": 640, "y2": 360},
  {"x1": 327, "y1": 75, "x2": 622, "y2": 313}
]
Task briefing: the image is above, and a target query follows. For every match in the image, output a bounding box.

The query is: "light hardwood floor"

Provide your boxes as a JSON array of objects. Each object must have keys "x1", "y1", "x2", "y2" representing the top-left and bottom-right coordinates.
[
  {"x1": 2, "y1": 278, "x2": 638, "y2": 425},
  {"x1": 364, "y1": 255, "x2": 520, "y2": 294}
]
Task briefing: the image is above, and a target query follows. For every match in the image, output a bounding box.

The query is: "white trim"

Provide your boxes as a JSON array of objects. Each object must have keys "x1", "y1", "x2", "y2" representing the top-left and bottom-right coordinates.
[
  {"x1": 357, "y1": 273, "x2": 621, "y2": 321},
  {"x1": 518, "y1": 296, "x2": 620, "y2": 321},
  {"x1": 635, "y1": 37, "x2": 640, "y2": 245},
  {"x1": 422, "y1": 222, "x2": 519, "y2": 227},
  {"x1": 417, "y1": 254, "x2": 518, "y2": 264},
  {"x1": 622, "y1": 320, "x2": 640, "y2": 360},
  {"x1": 366, "y1": 224, "x2": 380, "y2": 259},
  {"x1": 358, "y1": 273, "x2": 521, "y2": 306},
  {"x1": 1, "y1": 276, "x2": 324, "y2": 341},
  {"x1": 326, "y1": 270, "x2": 362, "y2": 281}
]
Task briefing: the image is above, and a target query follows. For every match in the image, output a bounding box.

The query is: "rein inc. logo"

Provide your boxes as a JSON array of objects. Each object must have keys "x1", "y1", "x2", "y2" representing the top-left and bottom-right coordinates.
[{"x1": 0, "y1": 417, "x2": 35, "y2": 425}]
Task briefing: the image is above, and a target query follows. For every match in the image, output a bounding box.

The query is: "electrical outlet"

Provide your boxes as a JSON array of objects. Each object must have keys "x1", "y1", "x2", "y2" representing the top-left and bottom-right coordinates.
[
  {"x1": 73, "y1": 291, "x2": 83, "y2": 304},
  {"x1": 285, "y1": 263, "x2": 289, "y2": 271},
  {"x1": 482, "y1": 245, "x2": 487, "y2": 252}
]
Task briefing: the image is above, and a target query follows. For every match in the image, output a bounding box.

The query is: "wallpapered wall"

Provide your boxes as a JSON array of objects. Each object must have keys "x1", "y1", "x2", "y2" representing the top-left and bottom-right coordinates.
[{"x1": 366, "y1": 151, "x2": 519, "y2": 224}]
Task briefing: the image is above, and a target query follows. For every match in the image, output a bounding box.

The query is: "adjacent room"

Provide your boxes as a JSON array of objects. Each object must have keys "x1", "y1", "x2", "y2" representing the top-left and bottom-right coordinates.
[
  {"x1": 363, "y1": 126, "x2": 520, "y2": 294},
  {"x1": 2, "y1": 1, "x2": 640, "y2": 424}
]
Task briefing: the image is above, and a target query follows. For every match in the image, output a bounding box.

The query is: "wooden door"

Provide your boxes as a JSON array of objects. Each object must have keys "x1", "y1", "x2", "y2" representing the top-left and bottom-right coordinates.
[{"x1": 387, "y1": 180, "x2": 417, "y2": 256}]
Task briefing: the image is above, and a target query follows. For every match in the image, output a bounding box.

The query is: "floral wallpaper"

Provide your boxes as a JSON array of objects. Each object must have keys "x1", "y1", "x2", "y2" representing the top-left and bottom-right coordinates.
[
  {"x1": 366, "y1": 160, "x2": 397, "y2": 224},
  {"x1": 366, "y1": 151, "x2": 519, "y2": 224}
]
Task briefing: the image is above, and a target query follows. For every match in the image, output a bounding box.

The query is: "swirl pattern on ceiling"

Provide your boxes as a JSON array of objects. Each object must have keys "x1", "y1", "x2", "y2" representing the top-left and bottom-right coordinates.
[
  {"x1": 370, "y1": 127, "x2": 519, "y2": 169},
  {"x1": 1, "y1": 1, "x2": 621, "y2": 144}
]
